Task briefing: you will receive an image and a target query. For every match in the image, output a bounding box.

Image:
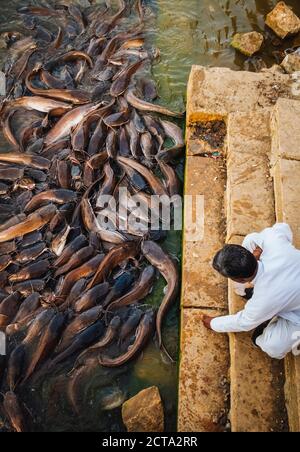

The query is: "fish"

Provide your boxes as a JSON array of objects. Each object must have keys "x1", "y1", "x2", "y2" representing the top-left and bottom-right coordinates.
[
  {"x1": 49, "y1": 321, "x2": 105, "y2": 368},
  {"x1": 0, "y1": 152, "x2": 50, "y2": 170},
  {"x1": 0, "y1": 292, "x2": 22, "y2": 329},
  {"x1": 158, "y1": 160, "x2": 181, "y2": 196},
  {"x1": 45, "y1": 103, "x2": 103, "y2": 145},
  {"x1": 24, "y1": 189, "x2": 77, "y2": 212},
  {"x1": 22, "y1": 312, "x2": 68, "y2": 382},
  {"x1": 15, "y1": 242, "x2": 46, "y2": 264},
  {"x1": 25, "y1": 68, "x2": 91, "y2": 104},
  {"x1": 98, "y1": 310, "x2": 155, "y2": 367},
  {"x1": 7, "y1": 344, "x2": 26, "y2": 390},
  {"x1": 102, "y1": 272, "x2": 135, "y2": 308},
  {"x1": 14, "y1": 293, "x2": 40, "y2": 323},
  {"x1": 110, "y1": 59, "x2": 144, "y2": 97},
  {"x1": 56, "y1": 305, "x2": 104, "y2": 354},
  {"x1": 126, "y1": 89, "x2": 185, "y2": 118},
  {"x1": 74, "y1": 282, "x2": 110, "y2": 314},
  {"x1": 142, "y1": 241, "x2": 179, "y2": 358},
  {"x1": 59, "y1": 254, "x2": 104, "y2": 297},
  {"x1": 10, "y1": 280, "x2": 46, "y2": 297},
  {"x1": 0, "y1": 205, "x2": 57, "y2": 244},
  {"x1": 119, "y1": 309, "x2": 143, "y2": 343},
  {"x1": 54, "y1": 234, "x2": 88, "y2": 267},
  {"x1": 0, "y1": 167, "x2": 24, "y2": 181},
  {"x1": 87, "y1": 242, "x2": 140, "y2": 289},
  {"x1": 9, "y1": 259, "x2": 49, "y2": 283},
  {"x1": 106, "y1": 266, "x2": 156, "y2": 312},
  {"x1": 117, "y1": 156, "x2": 167, "y2": 196},
  {"x1": 75, "y1": 316, "x2": 121, "y2": 367},
  {"x1": 3, "y1": 392, "x2": 26, "y2": 432},
  {"x1": 55, "y1": 246, "x2": 95, "y2": 277},
  {"x1": 11, "y1": 96, "x2": 72, "y2": 114}
]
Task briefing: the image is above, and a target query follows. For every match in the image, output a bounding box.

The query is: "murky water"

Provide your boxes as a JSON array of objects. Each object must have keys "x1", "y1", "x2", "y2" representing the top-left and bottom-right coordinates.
[{"x1": 0, "y1": 0, "x2": 300, "y2": 433}]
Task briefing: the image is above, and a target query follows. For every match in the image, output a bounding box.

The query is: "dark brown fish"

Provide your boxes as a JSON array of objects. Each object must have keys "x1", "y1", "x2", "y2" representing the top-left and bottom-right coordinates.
[
  {"x1": 22, "y1": 312, "x2": 67, "y2": 382},
  {"x1": 126, "y1": 89, "x2": 184, "y2": 118},
  {"x1": 88, "y1": 242, "x2": 140, "y2": 289},
  {"x1": 142, "y1": 241, "x2": 179, "y2": 357},
  {"x1": 0, "y1": 205, "x2": 56, "y2": 244},
  {"x1": 56, "y1": 305, "x2": 103, "y2": 354},
  {"x1": 59, "y1": 254, "x2": 104, "y2": 298},
  {"x1": 11, "y1": 96, "x2": 72, "y2": 114},
  {"x1": 9, "y1": 280, "x2": 46, "y2": 297},
  {"x1": 0, "y1": 167, "x2": 24, "y2": 181},
  {"x1": 0, "y1": 292, "x2": 22, "y2": 329},
  {"x1": 74, "y1": 282, "x2": 110, "y2": 313},
  {"x1": 107, "y1": 266, "x2": 156, "y2": 312},
  {"x1": 110, "y1": 59, "x2": 144, "y2": 97},
  {"x1": 15, "y1": 242, "x2": 46, "y2": 264},
  {"x1": 75, "y1": 316, "x2": 121, "y2": 366},
  {"x1": 7, "y1": 345, "x2": 26, "y2": 391},
  {"x1": 9, "y1": 259, "x2": 49, "y2": 283},
  {"x1": 55, "y1": 245, "x2": 95, "y2": 277},
  {"x1": 98, "y1": 310, "x2": 155, "y2": 367},
  {"x1": 118, "y1": 156, "x2": 167, "y2": 196},
  {"x1": 54, "y1": 235, "x2": 88, "y2": 267},
  {"x1": 0, "y1": 152, "x2": 50, "y2": 170},
  {"x1": 158, "y1": 160, "x2": 181, "y2": 196},
  {"x1": 24, "y1": 189, "x2": 77, "y2": 212},
  {"x1": 14, "y1": 293, "x2": 40, "y2": 323},
  {"x1": 3, "y1": 392, "x2": 26, "y2": 432}
]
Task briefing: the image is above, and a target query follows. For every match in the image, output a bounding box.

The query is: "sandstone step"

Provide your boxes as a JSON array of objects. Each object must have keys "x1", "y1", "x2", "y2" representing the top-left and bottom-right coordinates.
[
  {"x1": 186, "y1": 66, "x2": 292, "y2": 126},
  {"x1": 228, "y1": 236, "x2": 286, "y2": 432},
  {"x1": 182, "y1": 155, "x2": 227, "y2": 309},
  {"x1": 271, "y1": 97, "x2": 300, "y2": 431},
  {"x1": 178, "y1": 308, "x2": 229, "y2": 432},
  {"x1": 226, "y1": 111, "x2": 275, "y2": 241}
]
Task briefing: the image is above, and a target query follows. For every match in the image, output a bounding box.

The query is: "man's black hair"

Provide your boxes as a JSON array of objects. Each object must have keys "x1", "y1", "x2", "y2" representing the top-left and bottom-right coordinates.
[{"x1": 213, "y1": 245, "x2": 257, "y2": 279}]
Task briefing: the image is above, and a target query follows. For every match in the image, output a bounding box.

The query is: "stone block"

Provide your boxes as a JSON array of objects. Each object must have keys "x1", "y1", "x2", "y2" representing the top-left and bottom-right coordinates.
[
  {"x1": 266, "y1": 2, "x2": 300, "y2": 39},
  {"x1": 231, "y1": 32, "x2": 264, "y2": 57},
  {"x1": 182, "y1": 156, "x2": 227, "y2": 309},
  {"x1": 178, "y1": 308, "x2": 229, "y2": 432}
]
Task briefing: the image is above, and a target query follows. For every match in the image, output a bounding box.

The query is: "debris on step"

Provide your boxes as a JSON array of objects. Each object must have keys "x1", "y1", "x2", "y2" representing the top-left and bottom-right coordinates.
[
  {"x1": 188, "y1": 121, "x2": 226, "y2": 157},
  {"x1": 231, "y1": 32, "x2": 264, "y2": 57},
  {"x1": 266, "y1": 2, "x2": 300, "y2": 39}
]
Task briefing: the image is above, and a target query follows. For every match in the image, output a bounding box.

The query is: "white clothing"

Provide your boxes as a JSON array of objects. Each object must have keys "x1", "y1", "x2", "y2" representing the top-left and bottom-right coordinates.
[{"x1": 211, "y1": 223, "x2": 300, "y2": 358}]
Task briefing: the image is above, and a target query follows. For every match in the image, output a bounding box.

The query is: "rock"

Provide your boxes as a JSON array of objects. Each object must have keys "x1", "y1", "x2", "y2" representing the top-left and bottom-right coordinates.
[
  {"x1": 266, "y1": 2, "x2": 300, "y2": 39},
  {"x1": 281, "y1": 52, "x2": 300, "y2": 73},
  {"x1": 122, "y1": 386, "x2": 164, "y2": 432},
  {"x1": 231, "y1": 32, "x2": 264, "y2": 57}
]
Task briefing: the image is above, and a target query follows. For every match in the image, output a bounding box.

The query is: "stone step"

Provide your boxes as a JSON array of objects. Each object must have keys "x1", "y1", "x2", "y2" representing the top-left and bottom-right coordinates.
[
  {"x1": 271, "y1": 97, "x2": 300, "y2": 431},
  {"x1": 178, "y1": 152, "x2": 229, "y2": 432},
  {"x1": 225, "y1": 112, "x2": 286, "y2": 432}
]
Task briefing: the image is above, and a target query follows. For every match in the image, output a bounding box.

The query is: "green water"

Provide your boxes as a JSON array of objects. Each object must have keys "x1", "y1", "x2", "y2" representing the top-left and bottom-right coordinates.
[{"x1": 0, "y1": 0, "x2": 300, "y2": 433}]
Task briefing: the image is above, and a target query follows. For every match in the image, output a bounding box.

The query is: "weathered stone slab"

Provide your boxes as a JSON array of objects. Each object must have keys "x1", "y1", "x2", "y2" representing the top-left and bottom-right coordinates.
[
  {"x1": 226, "y1": 149, "x2": 275, "y2": 240},
  {"x1": 273, "y1": 158, "x2": 300, "y2": 248},
  {"x1": 182, "y1": 156, "x2": 227, "y2": 309},
  {"x1": 231, "y1": 32, "x2": 264, "y2": 57},
  {"x1": 271, "y1": 98, "x2": 300, "y2": 164},
  {"x1": 122, "y1": 386, "x2": 164, "y2": 433},
  {"x1": 178, "y1": 308, "x2": 229, "y2": 432},
  {"x1": 266, "y1": 2, "x2": 300, "y2": 39},
  {"x1": 186, "y1": 66, "x2": 291, "y2": 125},
  {"x1": 227, "y1": 111, "x2": 271, "y2": 158},
  {"x1": 228, "y1": 236, "x2": 286, "y2": 432},
  {"x1": 281, "y1": 52, "x2": 300, "y2": 74},
  {"x1": 285, "y1": 355, "x2": 300, "y2": 432}
]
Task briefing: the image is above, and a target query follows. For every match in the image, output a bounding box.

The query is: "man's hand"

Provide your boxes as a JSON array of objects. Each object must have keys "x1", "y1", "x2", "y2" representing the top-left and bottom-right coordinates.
[
  {"x1": 253, "y1": 246, "x2": 263, "y2": 261},
  {"x1": 201, "y1": 314, "x2": 215, "y2": 330}
]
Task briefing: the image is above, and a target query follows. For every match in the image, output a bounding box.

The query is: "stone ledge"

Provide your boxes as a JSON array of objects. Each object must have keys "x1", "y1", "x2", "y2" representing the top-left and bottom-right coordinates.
[
  {"x1": 182, "y1": 155, "x2": 227, "y2": 309},
  {"x1": 226, "y1": 150, "x2": 275, "y2": 240},
  {"x1": 178, "y1": 308, "x2": 229, "y2": 432},
  {"x1": 285, "y1": 355, "x2": 300, "y2": 432},
  {"x1": 271, "y1": 98, "x2": 300, "y2": 165},
  {"x1": 186, "y1": 66, "x2": 292, "y2": 126},
  {"x1": 273, "y1": 158, "x2": 300, "y2": 248}
]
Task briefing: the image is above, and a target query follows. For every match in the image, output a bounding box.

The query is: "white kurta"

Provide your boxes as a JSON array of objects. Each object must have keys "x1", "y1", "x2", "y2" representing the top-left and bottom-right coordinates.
[{"x1": 211, "y1": 223, "x2": 300, "y2": 359}]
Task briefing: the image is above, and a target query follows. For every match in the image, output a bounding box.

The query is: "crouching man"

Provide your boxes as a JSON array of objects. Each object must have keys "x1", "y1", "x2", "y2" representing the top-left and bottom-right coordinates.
[{"x1": 202, "y1": 223, "x2": 300, "y2": 360}]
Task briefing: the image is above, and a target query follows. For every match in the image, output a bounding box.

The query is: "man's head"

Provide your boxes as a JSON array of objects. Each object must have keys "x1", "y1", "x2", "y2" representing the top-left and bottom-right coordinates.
[{"x1": 213, "y1": 245, "x2": 258, "y2": 283}]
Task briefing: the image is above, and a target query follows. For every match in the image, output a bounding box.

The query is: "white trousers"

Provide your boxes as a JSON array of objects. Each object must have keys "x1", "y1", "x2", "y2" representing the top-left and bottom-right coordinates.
[{"x1": 256, "y1": 317, "x2": 300, "y2": 360}]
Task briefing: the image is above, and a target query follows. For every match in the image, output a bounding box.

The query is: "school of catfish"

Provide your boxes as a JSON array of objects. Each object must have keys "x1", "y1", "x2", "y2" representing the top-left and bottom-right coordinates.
[{"x1": 0, "y1": 0, "x2": 185, "y2": 432}]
